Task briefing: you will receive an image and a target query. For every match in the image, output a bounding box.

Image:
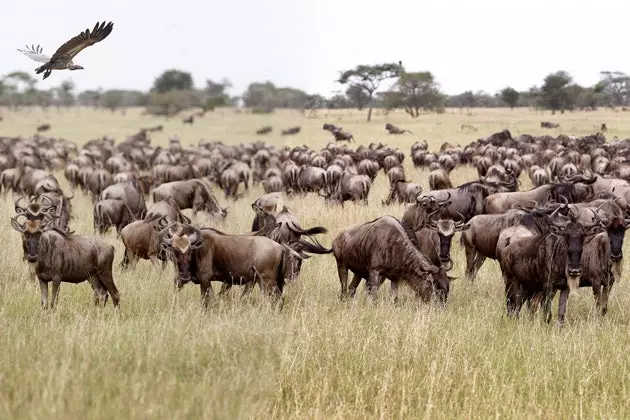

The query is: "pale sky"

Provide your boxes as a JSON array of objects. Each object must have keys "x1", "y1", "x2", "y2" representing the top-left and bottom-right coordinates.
[{"x1": 2, "y1": 0, "x2": 629, "y2": 97}]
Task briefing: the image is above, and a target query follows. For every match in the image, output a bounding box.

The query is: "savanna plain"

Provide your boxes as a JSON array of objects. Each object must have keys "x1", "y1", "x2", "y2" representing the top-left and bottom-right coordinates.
[{"x1": 2, "y1": 106, "x2": 630, "y2": 420}]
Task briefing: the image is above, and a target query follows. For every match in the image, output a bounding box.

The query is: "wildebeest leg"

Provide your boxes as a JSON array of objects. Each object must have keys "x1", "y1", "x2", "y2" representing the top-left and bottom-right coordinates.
[
  {"x1": 218, "y1": 283, "x2": 232, "y2": 296},
  {"x1": 556, "y1": 288, "x2": 570, "y2": 327},
  {"x1": 390, "y1": 280, "x2": 399, "y2": 304},
  {"x1": 526, "y1": 291, "x2": 543, "y2": 316},
  {"x1": 99, "y1": 274, "x2": 120, "y2": 307},
  {"x1": 337, "y1": 261, "x2": 349, "y2": 299},
  {"x1": 200, "y1": 280, "x2": 215, "y2": 308},
  {"x1": 149, "y1": 255, "x2": 161, "y2": 270},
  {"x1": 541, "y1": 289, "x2": 556, "y2": 324},
  {"x1": 592, "y1": 283, "x2": 602, "y2": 313},
  {"x1": 464, "y1": 244, "x2": 477, "y2": 281},
  {"x1": 471, "y1": 254, "x2": 487, "y2": 282},
  {"x1": 50, "y1": 276, "x2": 62, "y2": 309},
  {"x1": 89, "y1": 278, "x2": 109, "y2": 306},
  {"x1": 240, "y1": 282, "x2": 255, "y2": 298},
  {"x1": 367, "y1": 269, "x2": 381, "y2": 302},
  {"x1": 348, "y1": 273, "x2": 362, "y2": 298},
  {"x1": 120, "y1": 249, "x2": 131, "y2": 269},
  {"x1": 600, "y1": 283, "x2": 611, "y2": 316},
  {"x1": 39, "y1": 278, "x2": 49, "y2": 309}
]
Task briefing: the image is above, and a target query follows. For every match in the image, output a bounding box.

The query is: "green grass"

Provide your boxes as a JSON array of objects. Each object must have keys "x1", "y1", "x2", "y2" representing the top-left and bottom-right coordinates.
[{"x1": 1, "y1": 106, "x2": 630, "y2": 419}]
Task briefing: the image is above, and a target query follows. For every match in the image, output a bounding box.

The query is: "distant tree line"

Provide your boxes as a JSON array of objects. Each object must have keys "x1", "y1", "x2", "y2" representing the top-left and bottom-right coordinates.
[{"x1": 1, "y1": 66, "x2": 629, "y2": 120}]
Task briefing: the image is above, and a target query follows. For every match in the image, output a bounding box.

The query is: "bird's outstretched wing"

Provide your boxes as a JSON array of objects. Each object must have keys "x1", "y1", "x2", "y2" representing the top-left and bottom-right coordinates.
[
  {"x1": 17, "y1": 44, "x2": 50, "y2": 63},
  {"x1": 49, "y1": 21, "x2": 114, "y2": 61}
]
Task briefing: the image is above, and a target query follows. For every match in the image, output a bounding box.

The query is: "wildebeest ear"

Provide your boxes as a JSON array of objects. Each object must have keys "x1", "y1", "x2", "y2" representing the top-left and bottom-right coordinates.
[{"x1": 10, "y1": 217, "x2": 25, "y2": 233}]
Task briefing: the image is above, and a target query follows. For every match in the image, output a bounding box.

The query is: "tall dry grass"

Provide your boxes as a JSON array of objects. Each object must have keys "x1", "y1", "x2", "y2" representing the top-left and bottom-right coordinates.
[{"x1": 1, "y1": 106, "x2": 630, "y2": 419}]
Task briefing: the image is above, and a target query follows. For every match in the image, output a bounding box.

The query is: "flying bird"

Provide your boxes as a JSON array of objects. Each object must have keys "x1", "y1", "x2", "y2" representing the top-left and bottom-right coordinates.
[{"x1": 17, "y1": 21, "x2": 114, "y2": 80}]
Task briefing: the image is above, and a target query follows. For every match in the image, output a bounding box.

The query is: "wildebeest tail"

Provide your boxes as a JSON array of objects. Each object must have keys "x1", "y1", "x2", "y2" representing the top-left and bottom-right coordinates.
[
  {"x1": 295, "y1": 238, "x2": 333, "y2": 255},
  {"x1": 276, "y1": 253, "x2": 286, "y2": 293}
]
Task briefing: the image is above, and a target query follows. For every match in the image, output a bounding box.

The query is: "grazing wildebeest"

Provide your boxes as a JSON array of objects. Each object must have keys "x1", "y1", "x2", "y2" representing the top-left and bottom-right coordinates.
[
  {"x1": 326, "y1": 170, "x2": 372, "y2": 205},
  {"x1": 152, "y1": 179, "x2": 227, "y2": 218},
  {"x1": 145, "y1": 197, "x2": 192, "y2": 225},
  {"x1": 256, "y1": 126, "x2": 272, "y2": 135},
  {"x1": 332, "y1": 216, "x2": 439, "y2": 303},
  {"x1": 540, "y1": 121, "x2": 560, "y2": 128},
  {"x1": 158, "y1": 222, "x2": 306, "y2": 308},
  {"x1": 428, "y1": 168, "x2": 453, "y2": 191},
  {"x1": 281, "y1": 126, "x2": 301, "y2": 136},
  {"x1": 10, "y1": 214, "x2": 119, "y2": 309}
]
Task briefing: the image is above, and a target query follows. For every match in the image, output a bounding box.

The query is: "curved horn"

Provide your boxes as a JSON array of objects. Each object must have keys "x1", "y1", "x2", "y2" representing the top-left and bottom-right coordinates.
[
  {"x1": 442, "y1": 258, "x2": 454, "y2": 272},
  {"x1": 14, "y1": 196, "x2": 28, "y2": 213}
]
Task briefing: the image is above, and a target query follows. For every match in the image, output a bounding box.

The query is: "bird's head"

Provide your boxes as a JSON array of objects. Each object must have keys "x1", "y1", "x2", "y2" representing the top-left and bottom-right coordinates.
[{"x1": 69, "y1": 65, "x2": 84, "y2": 71}]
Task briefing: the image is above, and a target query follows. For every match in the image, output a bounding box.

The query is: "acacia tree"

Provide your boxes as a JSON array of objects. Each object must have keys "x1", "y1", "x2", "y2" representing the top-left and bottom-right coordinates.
[
  {"x1": 500, "y1": 87, "x2": 520, "y2": 109},
  {"x1": 337, "y1": 62, "x2": 402, "y2": 121},
  {"x1": 540, "y1": 71, "x2": 572, "y2": 114},
  {"x1": 599, "y1": 71, "x2": 630, "y2": 107},
  {"x1": 383, "y1": 71, "x2": 443, "y2": 117}
]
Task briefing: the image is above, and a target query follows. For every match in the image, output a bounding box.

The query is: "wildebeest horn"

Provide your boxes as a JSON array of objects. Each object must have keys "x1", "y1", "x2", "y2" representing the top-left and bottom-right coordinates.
[
  {"x1": 442, "y1": 258, "x2": 454, "y2": 272},
  {"x1": 14, "y1": 196, "x2": 28, "y2": 214},
  {"x1": 590, "y1": 209, "x2": 608, "y2": 226},
  {"x1": 10, "y1": 214, "x2": 27, "y2": 233}
]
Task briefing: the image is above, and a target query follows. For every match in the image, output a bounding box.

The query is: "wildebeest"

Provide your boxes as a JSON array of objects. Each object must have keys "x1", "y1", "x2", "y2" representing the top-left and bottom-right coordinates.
[
  {"x1": 483, "y1": 173, "x2": 596, "y2": 215},
  {"x1": 540, "y1": 121, "x2": 560, "y2": 129},
  {"x1": 385, "y1": 123, "x2": 408, "y2": 135},
  {"x1": 382, "y1": 180, "x2": 422, "y2": 205},
  {"x1": 332, "y1": 216, "x2": 440, "y2": 303},
  {"x1": 93, "y1": 198, "x2": 134, "y2": 235},
  {"x1": 182, "y1": 115, "x2": 194, "y2": 125},
  {"x1": 326, "y1": 170, "x2": 371, "y2": 205},
  {"x1": 255, "y1": 126, "x2": 272, "y2": 135},
  {"x1": 145, "y1": 197, "x2": 192, "y2": 225},
  {"x1": 331, "y1": 129, "x2": 354, "y2": 143},
  {"x1": 37, "y1": 123, "x2": 51, "y2": 132},
  {"x1": 428, "y1": 168, "x2": 453, "y2": 191},
  {"x1": 152, "y1": 179, "x2": 227, "y2": 218},
  {"x1": 281, "y1": 126, "x2": 301, "y2": 136},
  {"x1": 10, "y1": 213, "x2": 119, "y2": 309},
  {"x1": 100, "y1": 181, "x2": 147, "y2": 220},
  {"x1": 119, "y1": 214, "x2": 169, "y2": 268},
  {"x1": 498, "y1": 211, "x2": 603, "y2": 324},
  {"x1": 158, "y1": 222, "x2": 305, "y2": 308}
]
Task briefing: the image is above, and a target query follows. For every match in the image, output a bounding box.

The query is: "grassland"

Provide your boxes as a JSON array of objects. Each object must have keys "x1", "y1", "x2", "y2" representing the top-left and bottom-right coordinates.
[{"x1": 1, "y1": 106, "x2": 630, "y2": 419}]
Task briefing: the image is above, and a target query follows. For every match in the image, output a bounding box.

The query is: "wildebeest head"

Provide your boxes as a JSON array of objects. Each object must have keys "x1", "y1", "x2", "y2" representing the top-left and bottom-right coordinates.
[
  {"x1": 591, "y1": 209, "x2": 630, "y2": 262},
  {"x1": 429, "y1": 216, "x2": 470, "y2": 270},
  {"x1": 549, "y1": 213, "x2": 603, "y2": 293},
  {"x1": 10, "y1": 213, "x2": 56, "y2": 262},
  {"x1": 159, "y1": 223, "x2": 203, "y2": 288}
]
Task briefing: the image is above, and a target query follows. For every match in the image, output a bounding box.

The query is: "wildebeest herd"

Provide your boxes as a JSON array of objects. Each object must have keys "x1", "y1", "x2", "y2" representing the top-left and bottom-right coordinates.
[{"x1": 3, "y1": 127, "x2": 630, "y2": 325}]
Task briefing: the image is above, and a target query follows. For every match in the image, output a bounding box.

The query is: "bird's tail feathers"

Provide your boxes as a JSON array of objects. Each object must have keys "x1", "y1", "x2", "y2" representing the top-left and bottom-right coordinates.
[{"x1": 35, "y1": 63, "x2": 52, "y2": 80}]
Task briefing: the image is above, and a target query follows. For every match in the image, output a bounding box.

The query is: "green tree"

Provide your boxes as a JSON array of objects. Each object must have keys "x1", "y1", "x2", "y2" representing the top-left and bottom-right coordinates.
[
  {"x1": 152, "y1": 69, "x2": 194, "y2": 93},
  {"x1": 345, "y1": 85, "x2": 370, "y2": 110},
  {"x1": 383, "y1": 71, "x2": 443, "y2": 117},
  {"x1": 540, "y1": 71, "x2": 573, "y2": 113},
  {"x1": 203, "y1": 78, "x2": 232, "y2": 111},
  {"x1": 599, "y1": 71, "x2": 630, "y2": 107},
  {"x1": 59, "y1": 80, "x2": 75, "y2": 107},
  {"x1": 500, "y1": 87, "x2": 520, "y2": 109},
  {"x1": 337, "y1": 62, "x2": 402, "y2": 121}
]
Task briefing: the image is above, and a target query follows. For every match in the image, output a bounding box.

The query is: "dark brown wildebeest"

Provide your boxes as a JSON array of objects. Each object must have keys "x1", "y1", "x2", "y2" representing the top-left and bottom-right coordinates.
[
  {"x1": 460, "y1": 209, "x2": 527, "y2": 281},
  {"x1": 332, "y1": 216, "x2": 439, "y2": 303},
  {"x1": 152, "y1": 179, "x2": 227, "y2": 218},
  {"x1": 540, "y1": 121, "x2": 560, "y2": 129},
  {"x1": 601, "y1": 123, "x2": 607, "y2": 132},
  {"x1": 323, "y1": 123, "x2": 341, "y2": 132},
  {"x1": 332, "y1": 129, "x2": 354, "y2": 142},
  {"x1": 37, "y1": 123, "x2": 51, "y2": 132},
  {"x1": 281, "y1": 126, "x2": 301, "y2": 136},
  {"x1": 499, "y1": 212, "x2": 603, "y2": 325},
  {"x1": 326, "y1": 170, "x2": 371, "y2": 206},
  {"x1": 100, "y1": 181, "x2": 147, "y2": 220},
  {"x1": 256, "y1": 126, "x2": 272, "y2": 135},
  {"x1": 93, "y1": 199, "x2": 134, "y2": 235},
  {"x1": 10, "y1": 213, "x2": 119, "y2": 309},
  {"x1": 382, "y1": 180, "x2": 422, "y2": 205},
  {"x1": 428, "y1": 168, "x2": 453, "y2": 191},
  {"x1": 262, "y1": 176, "x2": 283, "y2": 193},
  {"x1": 145, "y1": 197, "x2": 192, "y2": 225},
  {"x1": 385, "y1": 123, "x2": 408, "y2": 135},
  {"x1": 158, "y1": 222, "x2": 305, "y2": 308},
  {"x1": 251, "y1": 202, "x2": 331, "y2": 280},
  {"x1": 182, "y1": 115, "x2": 194, "y2": 125},
  {"x1": 119, "y1": 214, "x2": 168, "y2": 268},
  {"x1": 296, "y1": 166, "x2": 327, "y2": 194}
]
